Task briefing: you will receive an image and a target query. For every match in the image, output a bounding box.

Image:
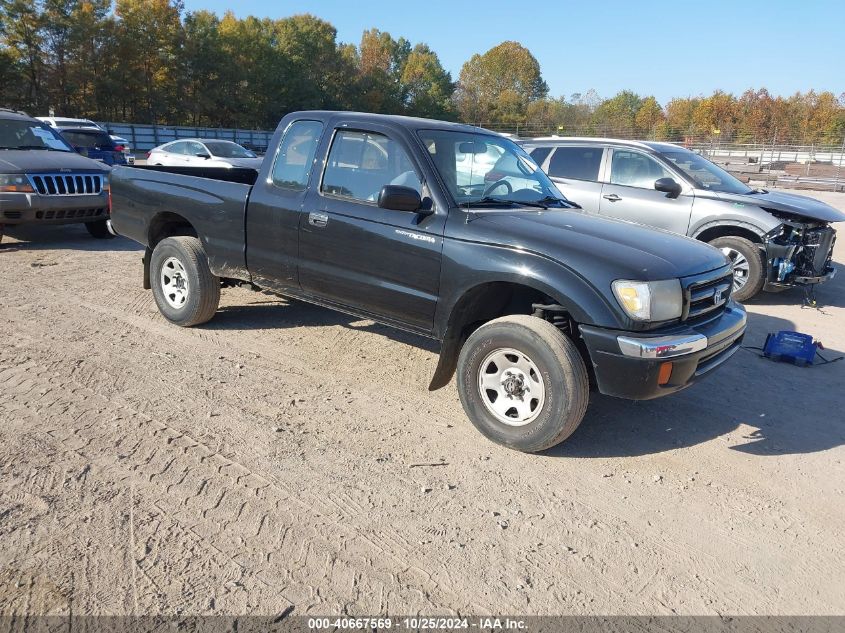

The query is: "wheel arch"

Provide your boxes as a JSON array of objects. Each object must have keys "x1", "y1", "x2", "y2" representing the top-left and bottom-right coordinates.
[
  {"x1": 429, "y1": 279, "x2": 599, "y2": 391},
  {"x1": 143, "y1": 212, "x2": 199, "y2": 289},
  {"x1": 693, "y1": 222, "x2": 765, "y2": 245}
]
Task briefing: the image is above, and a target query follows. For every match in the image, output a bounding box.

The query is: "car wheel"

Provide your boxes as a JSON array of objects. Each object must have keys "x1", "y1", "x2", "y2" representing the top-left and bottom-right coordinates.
[
  {"x1": 85, "y1": 219, "x2": 114, "y2": 239},
  {"x1": 150, "y1": 236, "x2": 220, "y2": 327},
  {"x1": 456, "y1": 315, "x2": 589, "y2": 453},
  {"x1": 709, "y1": 236, "x2": 765, "y2": 301}
]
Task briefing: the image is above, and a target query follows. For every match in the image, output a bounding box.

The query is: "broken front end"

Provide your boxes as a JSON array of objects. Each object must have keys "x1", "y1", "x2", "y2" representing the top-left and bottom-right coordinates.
[{"x1": 764, "y1": 220, "x2": 837, "y2": 290}]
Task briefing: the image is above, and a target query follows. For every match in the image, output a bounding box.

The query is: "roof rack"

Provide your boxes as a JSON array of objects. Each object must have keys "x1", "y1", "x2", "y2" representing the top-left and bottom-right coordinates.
[{"x1": 521, "y1": 136, "x2": 655, "y2": 150}]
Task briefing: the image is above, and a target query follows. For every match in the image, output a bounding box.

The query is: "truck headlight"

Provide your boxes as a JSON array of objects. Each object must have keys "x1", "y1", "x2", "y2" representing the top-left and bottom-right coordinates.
[
  {"x1": 612, "y1": 279, "x2": 683, "y2": 322},
  {"x1": 0, "y1": 174, "x2": 35, "y2": 193}
]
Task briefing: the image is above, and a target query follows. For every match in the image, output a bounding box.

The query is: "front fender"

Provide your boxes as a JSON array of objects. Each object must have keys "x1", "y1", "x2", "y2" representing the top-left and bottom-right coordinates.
[
  {"x1": 433, "y1": 239, "x2": 623, "y2": 339},
  {"x1": 689, "y1": 197, "x2": 780, "y2": 239}
]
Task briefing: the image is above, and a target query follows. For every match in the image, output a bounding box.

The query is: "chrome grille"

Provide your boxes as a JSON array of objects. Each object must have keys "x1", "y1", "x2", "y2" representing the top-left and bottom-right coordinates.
[
  {"x1": 682, "y1": 268, "x2": 734, "y2": 322},
  {"x1": 28, "y1": 173, "x2": 105, "y2": 196}
]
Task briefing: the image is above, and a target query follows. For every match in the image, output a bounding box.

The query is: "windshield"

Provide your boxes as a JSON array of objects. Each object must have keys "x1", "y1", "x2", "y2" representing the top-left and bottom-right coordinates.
[
  {"x1": 204, "y1": 141, "x2": 256, "y2": 159},
  {"x1": 0, "y1": 119, "x2": 73, "y2": 151},
  {"x1": 660, "y1": 147, "x2": 752, "y2": 195},
  {"x1": 418, "y1": 129, "x2": 567, "y2": 207}
]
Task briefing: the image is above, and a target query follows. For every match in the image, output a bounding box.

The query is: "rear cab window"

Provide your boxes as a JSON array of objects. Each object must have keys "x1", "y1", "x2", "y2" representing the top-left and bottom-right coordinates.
[
  {"x1": 62, "y1": 130, "x2": 112, "y2": 148},
  {"x1": 270, "y1": 120, "x2": 324, "y2": 191},
  {"x1": 547, "y1": 146, "x2": 603, "y2": 181}
]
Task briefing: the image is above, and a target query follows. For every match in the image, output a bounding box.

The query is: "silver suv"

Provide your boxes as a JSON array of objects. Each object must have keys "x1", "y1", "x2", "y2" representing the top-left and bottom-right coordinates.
[{"x1": 521, "y1": 138, "x2": 843, "y2": 301}]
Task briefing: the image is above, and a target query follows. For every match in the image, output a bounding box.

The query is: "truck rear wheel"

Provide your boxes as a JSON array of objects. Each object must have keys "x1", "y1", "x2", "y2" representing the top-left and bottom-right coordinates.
[
  {"x1": 85, "y1": 219, "x2": 114, "y2": 239},
  {"x1": 709, "y1": 236, "x2": 765, "y2": 301},
  {"x1": 456, "y1": 315, "x2": 589, "y2": 453},
  {"x1": 150, "y1": 236, "x2": 220, "y2": 327}
]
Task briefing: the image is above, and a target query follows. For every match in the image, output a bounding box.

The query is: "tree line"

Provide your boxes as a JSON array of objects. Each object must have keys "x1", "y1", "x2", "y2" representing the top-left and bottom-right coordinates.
[{"x1": 2, "y1": 0, "x2": 844, "y2": 145}]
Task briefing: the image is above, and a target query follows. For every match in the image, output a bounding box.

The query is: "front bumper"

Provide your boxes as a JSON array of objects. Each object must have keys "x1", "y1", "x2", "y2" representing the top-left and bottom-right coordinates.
[
  {"x1": 0, "y1": 192, "x2": 109, "y2": 225},
  {"x1": 579, "y1": 301, "x2": 746, "y2": 400}
]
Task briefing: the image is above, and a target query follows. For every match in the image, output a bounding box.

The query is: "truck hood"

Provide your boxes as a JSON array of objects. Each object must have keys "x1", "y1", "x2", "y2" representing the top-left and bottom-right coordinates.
[
  {"x1": 697, "y1": 189, "x2": 845, "y2": 224},
  {"x1": 0, "y1": 149, "x2": 110, "y2": 174},
  {"x1": 468, "y1": 209, "x2": 729, "y2": 281}
]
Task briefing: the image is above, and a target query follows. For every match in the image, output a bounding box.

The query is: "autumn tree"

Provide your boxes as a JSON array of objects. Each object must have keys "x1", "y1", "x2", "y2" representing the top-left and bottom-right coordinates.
[
  {"x1": 455, "y1": 41, "x2": 548, "y2": 126},
  {"x1": 400, "y1": 43, "x2": 454, "y2": 119},
  {"x1": 114, "y1": 0, "x2": 183, "y2": 123},
  {"x1": 591, "y1": 90, "x2": 643, "y2": 134},
  {"x1": 1, "y1": 0, "x2": 45, "y2": 109}
]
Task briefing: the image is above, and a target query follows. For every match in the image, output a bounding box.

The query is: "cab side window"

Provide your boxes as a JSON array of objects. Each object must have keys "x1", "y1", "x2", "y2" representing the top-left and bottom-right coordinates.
[
  {"x1": 167, "y1": 142, "x2": 186, "y2": 155},
  {"x1": 610, "y1": 150, "x2": 673, "y2": 188},
  {"x1": 271, "y1": 120, "x2": 324, "y2": 190},
  {"x1": 322, "y1": 130, "x2": 421, "y2": 203}
]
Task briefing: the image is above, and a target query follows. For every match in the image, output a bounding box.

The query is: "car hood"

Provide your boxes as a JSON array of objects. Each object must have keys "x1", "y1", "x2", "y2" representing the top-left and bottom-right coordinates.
[
  {"x1": 0, "y1": 150, "x2": 110, "y2": 174},
  {"x1": 697, "y1": 189, "x2": 845, "y2": 224},
  {"x1": 466, "y1": 208, "x2": 729, "y2": 281}
]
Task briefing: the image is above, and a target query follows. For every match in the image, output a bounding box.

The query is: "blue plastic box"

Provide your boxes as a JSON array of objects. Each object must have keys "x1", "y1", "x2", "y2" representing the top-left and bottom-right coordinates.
[{"x1": 762, "y1": 330, "x2": 817, "y2": 366}]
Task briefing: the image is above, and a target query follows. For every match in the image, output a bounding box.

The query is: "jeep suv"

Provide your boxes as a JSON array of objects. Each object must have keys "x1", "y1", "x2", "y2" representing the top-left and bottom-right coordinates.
[
  {"x1": 521, "y1": 138, "x2": 843, "y2": 301},
  {"x1": 0, "y1": 108, "x2": 112, "y2": 243}
]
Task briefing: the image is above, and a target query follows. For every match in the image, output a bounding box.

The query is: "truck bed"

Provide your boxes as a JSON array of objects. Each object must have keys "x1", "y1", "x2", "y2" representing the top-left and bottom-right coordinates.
[{"x1": 110, "y1": 165, "x2": 256, "y2": 281}]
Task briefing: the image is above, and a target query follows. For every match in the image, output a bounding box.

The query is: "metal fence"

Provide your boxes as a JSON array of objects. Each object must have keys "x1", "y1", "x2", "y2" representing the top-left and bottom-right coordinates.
[
  {"x1": 482, "y1": 123, "x2": 845, "y2": 192},
  {"x1": 101, "y1": 119, "x2": 845, "y2": 192},
  {"x1": 99, "y1": 122, "x2": 276, "y2": 153}
]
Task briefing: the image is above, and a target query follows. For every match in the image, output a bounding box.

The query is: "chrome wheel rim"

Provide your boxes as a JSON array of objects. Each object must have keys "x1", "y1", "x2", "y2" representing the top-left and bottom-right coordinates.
[
  {"x1": 160, "y1": 256, "x2": 189, "y2": 309},
  {"x1": 477, "y1": 347, "x2": 545, "y2": 426},
  {"x1": 720, "y1": 247, "x2": 750, "y2": 292}
]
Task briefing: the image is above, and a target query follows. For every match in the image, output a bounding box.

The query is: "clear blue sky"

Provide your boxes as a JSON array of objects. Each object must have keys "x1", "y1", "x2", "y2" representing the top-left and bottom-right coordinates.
[{"x1": 181, "y1": 0, "x2": 844, "y2": 105}]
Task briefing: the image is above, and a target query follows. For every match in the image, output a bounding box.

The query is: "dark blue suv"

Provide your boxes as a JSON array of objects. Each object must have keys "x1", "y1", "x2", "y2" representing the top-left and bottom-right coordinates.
[{"x1": 59, "y1": 127, "x2": 128, "y2": 166}]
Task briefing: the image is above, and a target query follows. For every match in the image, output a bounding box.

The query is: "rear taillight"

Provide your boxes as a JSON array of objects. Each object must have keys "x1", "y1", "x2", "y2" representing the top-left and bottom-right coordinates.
[
  {"x1": 145, "y1": 152, "x2": 151, "y2": 160},
  {"x1": 114, "y1": 145, "x2": 125, "y2": 152}
]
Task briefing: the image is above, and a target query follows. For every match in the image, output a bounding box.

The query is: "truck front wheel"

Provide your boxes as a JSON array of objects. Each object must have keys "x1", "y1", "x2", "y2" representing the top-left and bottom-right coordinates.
[
  {"x1": 456, "y1": 315, "x2": 589, "y2": 453},
  {"x1": 150, "y1": 236, "x2": 220, "y2": 327}
]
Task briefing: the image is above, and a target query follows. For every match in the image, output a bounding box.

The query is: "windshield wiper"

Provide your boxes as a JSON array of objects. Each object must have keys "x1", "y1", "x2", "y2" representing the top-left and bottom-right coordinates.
[
  {"x1": 747, "y1": 188, "x2": 769, "y2": 194},
  {"x1": 458, "y1": 196, "x2": 520, "y2": 208},
  {"x1": 6, "y1": 145, "x2": 68, "y2": 151}
]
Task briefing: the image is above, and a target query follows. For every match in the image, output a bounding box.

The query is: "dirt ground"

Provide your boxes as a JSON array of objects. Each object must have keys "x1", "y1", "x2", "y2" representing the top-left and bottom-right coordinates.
[{"x1": 1, "y1": 190, "x2": 844, "y2": 618}]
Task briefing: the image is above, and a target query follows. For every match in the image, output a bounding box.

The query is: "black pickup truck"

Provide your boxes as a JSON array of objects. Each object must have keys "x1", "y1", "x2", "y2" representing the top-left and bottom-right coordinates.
[{"x1": 111, "y1": 111, "x2": 746, "y2": 452}]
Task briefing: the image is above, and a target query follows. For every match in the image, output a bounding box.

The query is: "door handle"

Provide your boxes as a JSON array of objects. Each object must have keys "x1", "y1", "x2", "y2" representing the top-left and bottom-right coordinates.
[
  {"x1": 603, "y1": 194, "x2": 622, "y2": 202},
  {"x1": 308, "y1": 212, "x2": 328, "y2": 228}
]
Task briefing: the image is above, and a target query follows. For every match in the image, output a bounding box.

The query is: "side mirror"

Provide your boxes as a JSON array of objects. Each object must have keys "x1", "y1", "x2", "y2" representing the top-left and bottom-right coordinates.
[
  {"x1": 378, "y1": 185, "x2": 422, "y2": 213},
  {"x1": 654, "y1": 177, "x2": 682, "y2": 198},
  {"x1": 196, "y1": 152, "x2": 211, "y2": 159}
]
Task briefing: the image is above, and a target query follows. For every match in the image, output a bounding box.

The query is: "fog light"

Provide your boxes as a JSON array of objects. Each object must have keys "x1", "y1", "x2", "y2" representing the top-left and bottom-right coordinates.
[{"x1": 658, "y1": 362, "x2": 673, "y2": 386}]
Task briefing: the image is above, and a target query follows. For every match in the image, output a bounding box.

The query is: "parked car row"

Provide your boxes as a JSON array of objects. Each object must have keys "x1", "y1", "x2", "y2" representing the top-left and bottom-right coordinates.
[
  {"x1": 38, "y1": 116, "x2": 134, "y2": 164},
  {"x1": 3, "y1": 106, "x2": 841, "y2": 453}
]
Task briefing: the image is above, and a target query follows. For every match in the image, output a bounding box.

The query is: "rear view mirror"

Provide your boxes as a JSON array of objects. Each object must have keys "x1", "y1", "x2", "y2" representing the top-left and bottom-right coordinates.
[
  {"x1": 378, "y1": 185, "x2": 422, "y2": 213},
  {"x1": 654, "y1": 177, "x2": 682, "y2": 198},
  {"x1": 458, "y1": 141, "x2": 488, "y2": 154},
  {"x1": 196, "y1": 152, "x2": 211, "y2": 159}
]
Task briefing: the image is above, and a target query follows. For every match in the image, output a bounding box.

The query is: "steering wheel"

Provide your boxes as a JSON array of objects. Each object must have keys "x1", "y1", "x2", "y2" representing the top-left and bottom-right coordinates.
[{"x1": 482, "y1": 179, "x2": 512, "y2": 198}]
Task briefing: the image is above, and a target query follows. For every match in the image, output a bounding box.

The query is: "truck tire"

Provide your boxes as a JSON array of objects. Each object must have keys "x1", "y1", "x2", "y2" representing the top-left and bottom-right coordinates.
[
  {"x1": 150, "y1": 236, "x2": 220, "y2": 327},
  {"x1": 85, "y1": 219, "x2": 114, "y2": 239},
  {"x1": 708, "y1": 236, "x2": 765, "y2": 302},
  {"x1": 456, "y1": 315, "x2": 589, "y2": 453}
]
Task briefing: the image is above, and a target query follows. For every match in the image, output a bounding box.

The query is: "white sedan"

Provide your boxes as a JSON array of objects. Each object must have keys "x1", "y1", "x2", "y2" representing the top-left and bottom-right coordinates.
[{"x1": 146, "y1": 139, "x2": 262, "y2": 169}]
